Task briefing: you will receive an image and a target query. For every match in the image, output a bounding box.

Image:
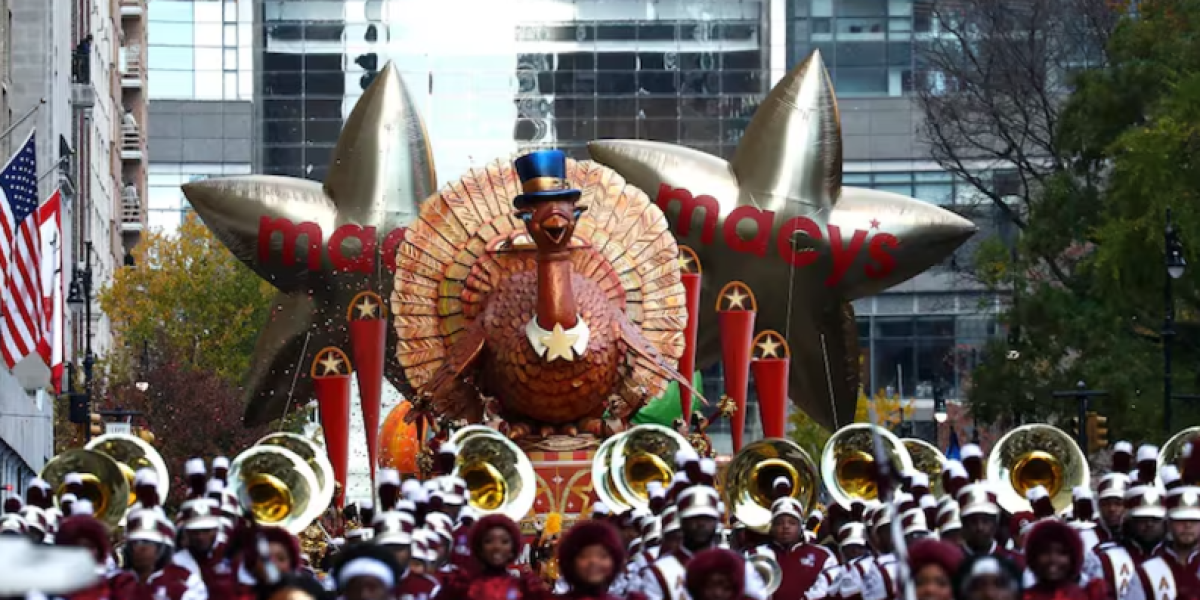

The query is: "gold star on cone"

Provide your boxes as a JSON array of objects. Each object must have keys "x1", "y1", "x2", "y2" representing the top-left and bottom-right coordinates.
[
  {"x1": 182, "y1": 63, "x2": 435, "y2": 426},
  {"x1": 319, "y1": 353, "x2": 345, "y2": 376},
  {"x1": 541, "y1": 323, "x2": 580, "y2": 362},
  {"x1": 724, "y1": 288, "x2": 749, "y2": 310},
  {"x1": 356, "y1": 297, "x2": 379, "y2": 319},
  {"x1": 589, "y1": 50, "x2": 976, "y2": 429},
  {"x1": 757, "y1": 336, "x2": 782, "y2": 359}
]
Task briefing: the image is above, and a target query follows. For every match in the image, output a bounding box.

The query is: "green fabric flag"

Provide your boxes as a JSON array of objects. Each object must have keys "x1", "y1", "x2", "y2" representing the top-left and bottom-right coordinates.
[{"x1": 631, "y1": 371, "x2": 704, "y2": 426}]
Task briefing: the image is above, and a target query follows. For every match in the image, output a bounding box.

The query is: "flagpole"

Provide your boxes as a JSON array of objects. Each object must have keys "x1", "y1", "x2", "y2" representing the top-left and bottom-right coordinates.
[{"x1": 0, "y1": 99, "x2": 45, "y2": 144}]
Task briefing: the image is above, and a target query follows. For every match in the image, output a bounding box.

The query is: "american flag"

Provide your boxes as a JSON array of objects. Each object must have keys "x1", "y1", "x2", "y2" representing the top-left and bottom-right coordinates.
[{"x1": 0, "y1": 131, "x2": 43, "y2": 368}]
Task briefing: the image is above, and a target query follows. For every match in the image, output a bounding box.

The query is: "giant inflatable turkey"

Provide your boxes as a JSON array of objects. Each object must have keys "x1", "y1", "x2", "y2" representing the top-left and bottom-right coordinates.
[{"x1": 393, "y1": 150, "x2": 696, "y2": 440}]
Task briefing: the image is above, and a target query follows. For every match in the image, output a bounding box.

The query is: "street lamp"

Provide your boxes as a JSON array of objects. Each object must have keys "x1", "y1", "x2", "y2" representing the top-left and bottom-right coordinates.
[
  {"x1": 933, "y1": 385, "x2": 948, "y2": 424},
  {"x1": 67, "y1": 241, "x2": 95, "y2": 442},
  {"x1": 1164, "y1": 209, "x2": 1186, "y2": 435}
]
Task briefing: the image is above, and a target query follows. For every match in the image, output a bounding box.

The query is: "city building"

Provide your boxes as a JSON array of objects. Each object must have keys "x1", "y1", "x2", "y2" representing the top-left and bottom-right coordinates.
[
  {"x1": 251, "y1": 0, "x2": 1002, "y2": 449},
  {"x1": 145, "y1": 0, "x2": 253, "y2": 234},
  {"x1": 0, "y1": 0, "x2": 78, "y2": 488}
]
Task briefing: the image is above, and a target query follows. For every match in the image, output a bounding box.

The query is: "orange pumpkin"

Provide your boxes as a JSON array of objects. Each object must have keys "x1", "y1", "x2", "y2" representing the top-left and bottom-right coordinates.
[{"x1": 379, "y1": 401, "x2": 420, "y2": 474}]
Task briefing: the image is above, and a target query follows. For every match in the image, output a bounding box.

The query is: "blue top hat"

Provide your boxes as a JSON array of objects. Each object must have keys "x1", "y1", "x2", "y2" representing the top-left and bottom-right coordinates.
[{"x1": 513, "y1": 149, "x2": 581, "y2": 207}]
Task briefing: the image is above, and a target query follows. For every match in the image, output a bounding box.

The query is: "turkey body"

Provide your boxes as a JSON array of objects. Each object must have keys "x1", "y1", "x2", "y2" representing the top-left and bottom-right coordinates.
[{"x1": 478, "y1": 269, "x2": 624, "y2": 424}]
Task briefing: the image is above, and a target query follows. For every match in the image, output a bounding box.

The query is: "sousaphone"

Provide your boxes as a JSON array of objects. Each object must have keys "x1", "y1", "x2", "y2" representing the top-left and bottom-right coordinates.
[
  {"x1": 448, "y1": 425, "x2": 536, "y2": 521},
  {"x1": 229, "y1": 441, "x2": 321, "y2": 534},
  {"x1": 902, "y1": 438, "x2": 946, "y2": 497},
  {"x1": 1159, "y1": 426, "x2": 1200, "y2": 484},
  {"x1": 821, "y1": 423, "x2": 913, "y2": 509},
  {"x1": 592, "y1": 433, "x2": 633, "y2": 512},
  {"x1": 254, "y1": 433, "x2": 336, "y2": 529},
  {"x1": 86, "y1": 433, "x2": 169, "y2": 511},
  {"x1": 40, "y1": 449, "x2": 130, "y2": 528},
  {"x1": 725, "y1": 438, "x2": 818, "y2": 533},
  {"x1": 987, "y1": 424, "x2": 1089, "y2": 514},
  {"x1": 611, "y1": 424, "x2": 693, "y2": 511}
]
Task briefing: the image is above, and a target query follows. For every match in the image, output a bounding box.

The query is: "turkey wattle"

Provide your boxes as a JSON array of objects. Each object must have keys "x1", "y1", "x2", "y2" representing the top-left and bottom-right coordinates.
[{"x1": 393, "y1": 151, "x2": 696, "y2": 439}]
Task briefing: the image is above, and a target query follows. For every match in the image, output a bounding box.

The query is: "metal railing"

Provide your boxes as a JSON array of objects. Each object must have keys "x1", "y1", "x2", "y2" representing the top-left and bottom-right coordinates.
[
  {"x1": 121, "y1": 197, "x2": 143, "y2": 226},
  {"x1": 120, "y1": 46, "x2": 143, "y2": 81},
  {"x1": 119, "y1": 0, "x2": 146, "y2": 11},
  {"x1": 121, "y1": 127, "x2": 143, "y2": 155}
]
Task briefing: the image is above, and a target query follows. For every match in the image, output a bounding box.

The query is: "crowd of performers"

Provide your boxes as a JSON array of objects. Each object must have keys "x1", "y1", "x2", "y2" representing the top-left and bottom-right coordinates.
[{"x1": 2, "y1": 438, "x2": 1200, "y2": 600}]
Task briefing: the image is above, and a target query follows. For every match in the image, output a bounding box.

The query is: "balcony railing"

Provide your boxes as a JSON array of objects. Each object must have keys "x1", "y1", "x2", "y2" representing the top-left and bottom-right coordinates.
[
  {"x1": 122, "y1": 187, "x2": 143, "y2": 229},
  {"x1": 119, "y1": 0, "x2": 146, "y2": 18},
  {"x1": 121, "y1": 122, "x2": 144, "y2": 161},
  {"x1": 120, "y1": 46, "x2": 144, "y2": 88}
]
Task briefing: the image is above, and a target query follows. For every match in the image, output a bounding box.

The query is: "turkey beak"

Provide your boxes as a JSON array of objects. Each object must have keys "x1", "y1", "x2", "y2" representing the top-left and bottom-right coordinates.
[{"x1": 541, "y1": 214, "x2": 569, "y2": 245}]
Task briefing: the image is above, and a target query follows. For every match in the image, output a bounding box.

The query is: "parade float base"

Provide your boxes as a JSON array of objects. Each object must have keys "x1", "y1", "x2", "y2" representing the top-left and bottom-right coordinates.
[{"x1": 522, "y1": 439, "x2": 600, "y2": 534}]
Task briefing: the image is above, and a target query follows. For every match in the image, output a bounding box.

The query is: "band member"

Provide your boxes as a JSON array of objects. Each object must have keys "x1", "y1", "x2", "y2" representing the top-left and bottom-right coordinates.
[
  {"x1": 554, "y1": 520, "x2": 625, "y2": 599},
  {"x1": 333, "y1": 544, "x2": 404, "y2": 600},
  {"x1": 434, "y1": 514, "x2": 545, "y2": 600},
  {"x1": 1021, "y1": 520, "x2": 1103, "y2": 600},
  {"x1": 173, "y1": 459, "x2": 238, "y2": 599},
  {"x1": 640, "y1": 485, "x2": 766, "y2": 600},
  {"x1": 396, "y1": 531, "x2": 440, "y2": 600},
  {"x1": 374, "y1": 509, "x2": 416, "y2": 573},
  {"x1": 955, "y1": 555, "x2": 1023, "y2": 600},
  {"x1": 958, "y1": 484, "x2": 1025, "y2": 569},
  {"x1": 1127, "y1": 446, "x2": 1200, "y2": 600},
  {"x1": 908, "y1": 540, "x2": 963, "y2": 600},
  {"x1": 113, "y1": 497, "x2": 204, "y2": 600},
  {"x1": 1096, "y1": 442, "x2": 1134, "y2": 544},
  {"x1": 684, "y1": 549, "x2": 748, "y2": 600},
  {"x1": 761, "y1": 493, "x2": 837, "y2": 600},
  {"x1": 54, "y1": 502, "x2": 118, "y2": 600}
]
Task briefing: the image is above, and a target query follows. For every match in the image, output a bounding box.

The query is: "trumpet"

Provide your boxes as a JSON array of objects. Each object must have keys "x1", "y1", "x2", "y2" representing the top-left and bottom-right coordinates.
[
  {"x1": 448, "y1": 425, "x2": 536, "y2": 521},
  {"x1": 725, "y1": 438, "x2": 818, "y2": 533},
  {"x1": 821, "y1": 424, "x2": 913, "y2": 509},
  {"x1": 987, "y1": 424, "x2": 1089, "y2": 514},
  {"x1": 40, "y1": 449, "x2": 130, "y2": 528}
]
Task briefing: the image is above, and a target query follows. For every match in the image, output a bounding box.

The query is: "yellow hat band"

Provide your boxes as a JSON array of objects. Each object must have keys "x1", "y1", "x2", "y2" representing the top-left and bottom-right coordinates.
[{"x1": 522, "y1": 177, "x2": 567, "y2": 194}]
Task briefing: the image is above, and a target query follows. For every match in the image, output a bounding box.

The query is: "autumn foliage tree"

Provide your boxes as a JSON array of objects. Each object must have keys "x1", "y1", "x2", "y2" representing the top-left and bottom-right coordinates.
[
  {"x1": 106, "y1": 341, "x2": 273, "y2": 505},
  {"x1": 97, "y1": 214, "x2": 276, "y2": 383}
]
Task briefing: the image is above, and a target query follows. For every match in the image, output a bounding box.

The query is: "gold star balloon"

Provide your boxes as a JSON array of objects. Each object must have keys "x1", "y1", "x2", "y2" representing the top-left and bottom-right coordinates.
[
  {"x1": 182, "y1": 63, "x2": 435, "y2": 425},
  {"x1": 589, "y1": 51, "x2": 976, "y2": 429}
]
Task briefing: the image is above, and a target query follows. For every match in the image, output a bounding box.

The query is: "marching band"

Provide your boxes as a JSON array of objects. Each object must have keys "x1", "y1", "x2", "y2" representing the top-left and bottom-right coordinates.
[{"x1": 2, "y1": 422, "x2": 1200, "y2": 600}]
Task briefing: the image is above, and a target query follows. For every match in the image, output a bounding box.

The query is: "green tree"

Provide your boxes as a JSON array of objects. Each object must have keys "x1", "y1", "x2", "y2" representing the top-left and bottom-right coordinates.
[
  {"x1": 98, "y1": 214, "x2": 276, "y2": 383},
  {"x1": 938, "y1": 0, "x2": 1200, "y2": 443}
]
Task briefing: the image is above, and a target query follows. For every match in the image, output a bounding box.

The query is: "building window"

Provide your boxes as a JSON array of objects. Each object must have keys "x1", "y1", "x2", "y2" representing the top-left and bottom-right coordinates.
[{"x1": 858, "y1": 314, "x2": 996, "y2": 400}]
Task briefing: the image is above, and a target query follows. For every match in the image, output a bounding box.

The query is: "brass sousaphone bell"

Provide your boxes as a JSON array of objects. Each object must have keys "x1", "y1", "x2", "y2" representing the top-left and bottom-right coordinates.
[
  {"x1": 748, "y1": 549, "x2": 784, "y2": 596},
  {"x1": 229, "y1": 437, "x2": 323, "y2": 534},
  {"x1": 592, "y1": 433, "x2": 631, "y2": 512},
  {"x1": 724, "y1": 438, "x2": 818, "y2": 533},
  {"x1": 1159, "y1": 426, "x2": 1200, "y2": 485},
  {"x1": 40, "y1": 449, "x2": 130, "y2": 528},
  {"x1": 821, "y1": 423, "x2": 914, "y2": 509},
  {"x1": 449, "y1": 425, "x2": 536, "y2": 521},
  {"x1": 987, "y1": 424, "x2": 1089, "y2": 514},
  {"x1": 902, "y1": 438, "x2": 946, "y2": 497},
  {"x1": 85, "y1": 433, "x2": 170, "y2": 511},
  {"x1": 610, "y1": 424, "x2": 694, "y2": 511}
]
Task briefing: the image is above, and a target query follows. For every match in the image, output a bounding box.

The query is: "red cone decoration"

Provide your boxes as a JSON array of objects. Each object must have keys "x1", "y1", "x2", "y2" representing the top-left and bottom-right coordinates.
[
  {"x1": 678, "y1": 246, "x2": 702, "y2": 426},
  {"x1": 312, "y1": 346, "x2": 354, "y2": 507},
  {"x1": 750, "y1": 331, "x2": 790, "y2": 439},
  {"x1": 348, "y1": 291, "x2": 387, "y2": 488},
  {"x1": 716, "y1": 282, "x2": 757, "y2": 452}
]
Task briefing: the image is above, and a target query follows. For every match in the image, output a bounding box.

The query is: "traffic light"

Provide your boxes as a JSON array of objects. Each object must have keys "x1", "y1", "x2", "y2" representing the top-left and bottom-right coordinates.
[
  {"x1": 68, "y1": 392, "x2": 89, "y2": 424},
  {"x1": 1086, "y1": 411, "x2": 1109, "y2": 454},
  {"x1": 356, "y1": 53, "x2": 378, "y2": 90},
  {"x1": 88, "y1": 413, "x2": 103, "y2": 437}
]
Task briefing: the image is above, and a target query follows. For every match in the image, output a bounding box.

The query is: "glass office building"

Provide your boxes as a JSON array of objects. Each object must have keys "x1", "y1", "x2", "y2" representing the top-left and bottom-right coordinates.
[
  {"x1": 257, "y1": 0, "x2": 768, "y2": 183},
  {"x1": 147, "y1": 0, "x2": 254, "y2": 100}
]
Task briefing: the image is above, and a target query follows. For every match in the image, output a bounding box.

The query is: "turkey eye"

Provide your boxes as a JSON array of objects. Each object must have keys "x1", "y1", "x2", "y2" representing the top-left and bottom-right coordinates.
[
  {"x1": 518, "y1": 212, "x2": 533, "y2": 223},
  {"x1": 573, "y1": 208, "x2": 584, "y2": 220}
]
